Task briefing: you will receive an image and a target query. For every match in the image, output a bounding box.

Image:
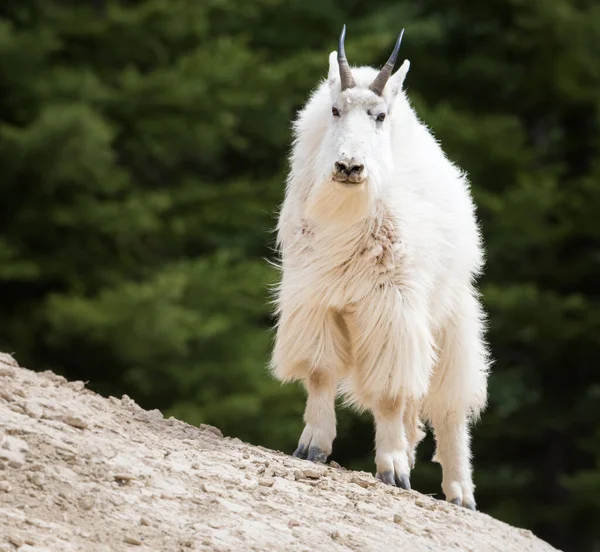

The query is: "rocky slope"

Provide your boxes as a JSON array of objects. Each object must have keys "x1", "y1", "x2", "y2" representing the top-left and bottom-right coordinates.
[{"x1": 0, "y1": 352, "x2": 559, "y2": 551}]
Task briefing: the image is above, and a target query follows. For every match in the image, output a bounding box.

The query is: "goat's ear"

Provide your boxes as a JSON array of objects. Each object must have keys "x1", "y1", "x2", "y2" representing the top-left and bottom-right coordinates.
[
  {"x1": 328, "y1": 51, "x2": 339, "y2": 87},
  {"x1": 388, "y1": 59, "x2": 410, "y2": 98}
]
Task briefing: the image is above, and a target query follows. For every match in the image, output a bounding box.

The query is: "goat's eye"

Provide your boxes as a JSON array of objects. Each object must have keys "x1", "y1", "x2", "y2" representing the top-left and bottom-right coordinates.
[
  {"x1": 377, "y1": 112, "x2": 386, "y2": 122},
  {"x1": 332, "y1": 107, "x2": 340, "y2": 117}
]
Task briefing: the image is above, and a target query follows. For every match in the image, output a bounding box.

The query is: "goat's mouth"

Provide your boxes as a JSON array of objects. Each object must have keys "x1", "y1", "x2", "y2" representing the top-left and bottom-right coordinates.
[{"x1": 332, "y1": 173, "x2": 366, "y2": 185}]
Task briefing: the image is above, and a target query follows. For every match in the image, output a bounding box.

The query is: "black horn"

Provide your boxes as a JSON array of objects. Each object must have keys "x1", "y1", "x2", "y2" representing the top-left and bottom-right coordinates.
[
  {"x1": 369, "y1": 29, "x2": 404, "y2": 96},
  {"x1": 338, "y1": 25, "x2": 356, "y2": 91}
]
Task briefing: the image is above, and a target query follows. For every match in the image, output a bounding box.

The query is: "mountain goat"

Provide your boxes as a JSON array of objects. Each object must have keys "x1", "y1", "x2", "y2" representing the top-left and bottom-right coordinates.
[{"x1": 270, "y1": 26, "x2": 490, "y2": 509}]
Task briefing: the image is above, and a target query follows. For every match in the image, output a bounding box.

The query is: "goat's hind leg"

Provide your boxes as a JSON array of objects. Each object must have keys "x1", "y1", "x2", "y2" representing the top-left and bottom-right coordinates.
[
  {"x1": 404, "y1": 397, "x2": 425, "y2": 470},
  {"x1": 424, "y1": 293, "x2": 489, "y2": 510},
  {"x1": 430, "y1": 412, "x2": 476, "y2": 510}
]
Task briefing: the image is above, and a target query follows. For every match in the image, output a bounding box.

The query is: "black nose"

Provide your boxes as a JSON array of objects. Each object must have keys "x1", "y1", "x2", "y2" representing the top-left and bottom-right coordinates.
[{"x1": 335, "y1": 161, "x2": 364, "y2": 175}]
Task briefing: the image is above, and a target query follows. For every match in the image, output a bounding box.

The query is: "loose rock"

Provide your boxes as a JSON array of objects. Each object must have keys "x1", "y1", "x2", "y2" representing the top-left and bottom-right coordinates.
[
  {"x1": 352, "y1": 475, "x2": 375, "y2": 488},
  {"x1": 8, "y1": 534, "x2": 24, "y2": 547},
  {"x1": 61, "y1": 416, "x2": 88, "y2": 429},
  {"x1": 258, "y1": 477, "x2": 275, "y2": 487},
  {"x1": 200, "y1": 424, "x2": 223, "y2": 438},
  {"x1": 67, "y1": 381, "x2": 85, "y2": 391}
]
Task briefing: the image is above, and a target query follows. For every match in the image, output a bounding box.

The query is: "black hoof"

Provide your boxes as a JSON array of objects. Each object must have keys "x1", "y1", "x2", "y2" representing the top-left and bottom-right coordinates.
[
  {"x1": 449, "y1": 498, "x2": 461, "y2": 506},
  {"x1": 307, "y1": 446, "x2": 328, "y2": 463},
  {"x1": 377, "y1": 470, "x2": 396, "y2": 486},
  {"x1": 395, "y1": 473, "x2": 411, "y2": 490},
  {"x1": 377, "y1": 470, "x2": 409, "y2": 489},
  {"x1": 464, "y1": 501, "x2": 476, "y2": 511},
  {"x1": 293, "y1": 444, "x2": 308, "y2": 459}
]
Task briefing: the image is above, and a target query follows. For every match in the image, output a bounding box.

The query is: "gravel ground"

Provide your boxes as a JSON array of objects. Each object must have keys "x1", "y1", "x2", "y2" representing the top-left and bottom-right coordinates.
[{"x1": 0, "y1": 352, "x2": 560, "y2": 552}]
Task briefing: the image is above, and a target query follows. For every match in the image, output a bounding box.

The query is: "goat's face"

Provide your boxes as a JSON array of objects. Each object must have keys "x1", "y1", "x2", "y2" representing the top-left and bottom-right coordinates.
[
  {"x1": 312, "y1": 28, "x2": 410, "y2": 206},
  {"x1": 324, "y1": 85, "x2": 395, "y2": 187}
]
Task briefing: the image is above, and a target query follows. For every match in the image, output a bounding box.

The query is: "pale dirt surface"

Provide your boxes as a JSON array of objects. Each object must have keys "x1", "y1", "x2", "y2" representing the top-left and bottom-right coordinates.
[{"x1": 0, "y1": 352, "x2": 559, "y2": 552}]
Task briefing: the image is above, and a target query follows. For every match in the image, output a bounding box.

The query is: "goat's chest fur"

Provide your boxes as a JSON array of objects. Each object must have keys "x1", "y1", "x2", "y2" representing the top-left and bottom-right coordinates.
[{"x1": 282, "y1": 208, "x2": 409, "y2": 310}]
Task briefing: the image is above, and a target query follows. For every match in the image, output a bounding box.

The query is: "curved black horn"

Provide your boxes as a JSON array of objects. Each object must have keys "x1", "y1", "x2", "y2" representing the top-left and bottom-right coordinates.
[
  {"x1": 369, "y1": 29, "x2": 404, "y2": 96},
  {"x1": 338, "y1": 25, "x2": 355, "y2": 91}
]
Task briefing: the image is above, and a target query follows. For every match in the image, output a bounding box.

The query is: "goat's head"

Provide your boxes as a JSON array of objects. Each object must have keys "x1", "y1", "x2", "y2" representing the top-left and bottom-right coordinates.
[
  {"x1": 301, "y1": 26, "x2": 411, "y2": 224},
  {"x1": 319, "y1": 25, "x2": 410, "y2": 189}
]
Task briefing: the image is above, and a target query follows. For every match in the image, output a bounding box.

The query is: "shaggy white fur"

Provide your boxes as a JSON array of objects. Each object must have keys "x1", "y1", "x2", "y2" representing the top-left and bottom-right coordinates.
[{"x1": 270, "y1": 37, "x2": 490, "y2": 509}]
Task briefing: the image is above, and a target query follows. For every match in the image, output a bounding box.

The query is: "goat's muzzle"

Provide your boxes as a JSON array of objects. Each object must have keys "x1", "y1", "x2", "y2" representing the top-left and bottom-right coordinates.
[{"x1": 333, "y1": 159, "x2": 366, "y2": 184}]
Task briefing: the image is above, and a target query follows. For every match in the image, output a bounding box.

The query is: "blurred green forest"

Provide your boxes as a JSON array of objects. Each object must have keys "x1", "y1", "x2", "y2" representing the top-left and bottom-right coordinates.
[{"x1": 0, "y1": 1, "x2": 599, "y2": 550}]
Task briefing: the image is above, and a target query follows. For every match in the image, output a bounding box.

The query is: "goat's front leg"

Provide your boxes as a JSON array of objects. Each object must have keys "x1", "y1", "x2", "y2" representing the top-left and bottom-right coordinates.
[
  {"x1": 293, "y1": 370, "x2": 337, "y2": 463},
  {"x1": 373, "y1": 396, "x2": 411, "y2": 489},
  {"x1": 352, "y1": 286, "x2": 435, "y2": 488},
  {"x1": 273, "y1": 305, "x2": 348, "y2": 464}
]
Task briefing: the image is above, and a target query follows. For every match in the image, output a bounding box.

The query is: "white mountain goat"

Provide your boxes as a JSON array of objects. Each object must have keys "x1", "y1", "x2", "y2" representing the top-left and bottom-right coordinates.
[{"x1": 270, "y1": 26, "x2": 490, "y2": 509}]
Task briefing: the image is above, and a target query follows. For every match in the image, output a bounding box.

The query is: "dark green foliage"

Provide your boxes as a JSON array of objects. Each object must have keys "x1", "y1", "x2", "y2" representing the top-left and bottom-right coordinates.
[{"x1": 0, "y1": 1, "x2": 598, "y2": 550}]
